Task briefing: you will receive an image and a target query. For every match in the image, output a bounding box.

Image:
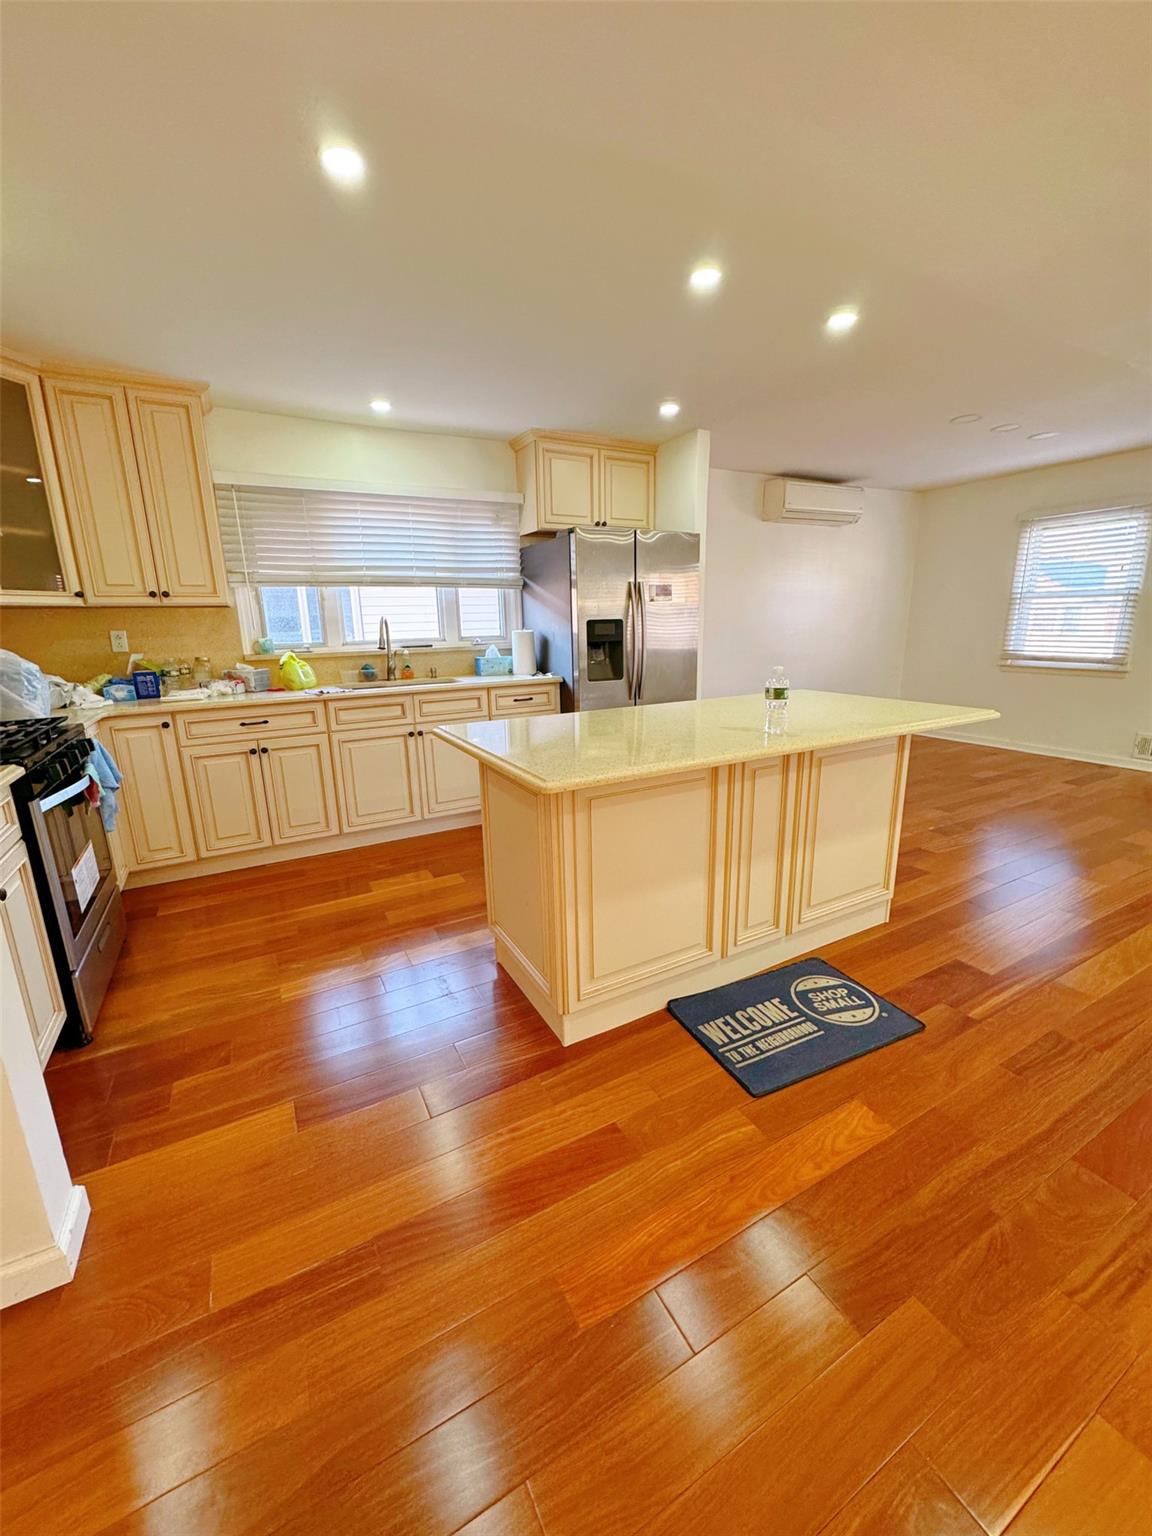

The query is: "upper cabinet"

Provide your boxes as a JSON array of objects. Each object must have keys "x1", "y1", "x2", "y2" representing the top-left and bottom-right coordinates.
[
  {"x1": 513, "y1": 431, "x2": 655, "y2": 534},
  {"x1": 0, "y1": 359, "x2": 83, "y2": 604},
  {"x1": 0, "y1": 350, "x2": 228, "y2": 608}
]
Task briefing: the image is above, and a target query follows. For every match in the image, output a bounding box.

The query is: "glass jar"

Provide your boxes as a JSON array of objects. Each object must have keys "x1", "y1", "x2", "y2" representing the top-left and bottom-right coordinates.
[{"x1": 192, "y1": 655, "x2": 212, "y2": 687}]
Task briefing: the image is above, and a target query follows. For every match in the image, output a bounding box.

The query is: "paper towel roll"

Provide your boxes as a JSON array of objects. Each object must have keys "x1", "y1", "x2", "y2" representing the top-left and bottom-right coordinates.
[{"x1": 512, "y1": 629, "x2": 537, "y2": 676}]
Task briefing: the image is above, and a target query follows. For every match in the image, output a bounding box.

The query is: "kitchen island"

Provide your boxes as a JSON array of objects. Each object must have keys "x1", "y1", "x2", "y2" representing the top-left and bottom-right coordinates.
[{"x1": 435, "y1": 690, "x2": 998, "y2": 1044}]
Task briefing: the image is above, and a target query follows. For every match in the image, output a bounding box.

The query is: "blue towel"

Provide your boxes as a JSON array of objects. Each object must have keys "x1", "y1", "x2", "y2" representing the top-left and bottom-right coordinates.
[{"x1": 87, "y1": 741, "x2": 123, "y2": 832}]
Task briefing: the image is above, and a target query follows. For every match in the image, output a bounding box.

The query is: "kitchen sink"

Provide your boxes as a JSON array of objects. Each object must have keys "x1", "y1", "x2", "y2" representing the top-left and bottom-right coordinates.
[{"x1": 305, "y1": 677, "x2": 474, "y2": 695}]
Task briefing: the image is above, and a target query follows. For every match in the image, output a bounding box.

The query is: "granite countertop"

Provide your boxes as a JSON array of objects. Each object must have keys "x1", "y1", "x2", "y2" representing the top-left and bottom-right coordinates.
[
  {"x1": 434, "y1": 689, "x2": 999, "y2": 793},
  {"x1": 64, "y1": 674, "x2": 558, "y2": 722}
]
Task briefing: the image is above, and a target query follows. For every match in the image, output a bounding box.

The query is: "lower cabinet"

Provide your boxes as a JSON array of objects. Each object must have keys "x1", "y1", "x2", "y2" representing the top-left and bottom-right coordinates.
[
  {"x1": 183, "y1": 734, "x2": 337, "y2": 857},
  {"x1": 332, "y1": 727, "x2": 421, "y2": 832},
  {"x1": 101, "y1": 716, "x2": 195, "y2": 869},
  {"x1": 261, "y1": 735, "x2": 339, "y2": 844},
  {"x1": 417, "y1": 726, "x2": 482, "y2": 817},
  {"x1": 0, "y1": 842, "x2": 68, "y2": 1065}
]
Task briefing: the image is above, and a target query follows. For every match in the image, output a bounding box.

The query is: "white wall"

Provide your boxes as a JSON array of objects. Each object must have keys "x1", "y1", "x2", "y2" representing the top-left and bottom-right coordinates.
[
  {"x1": 206, "y1": 407, "x2": 517, "y2": 494},
  {"x1": 902, "y1": 447, "x2": 1152, "y2": 768},
  {"x1": 700, "y1": 469, "x2": 918, "y2": 699}
]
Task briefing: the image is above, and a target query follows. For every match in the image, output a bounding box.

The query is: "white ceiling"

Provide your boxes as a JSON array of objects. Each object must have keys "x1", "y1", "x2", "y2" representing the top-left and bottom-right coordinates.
[{"x1": 3, "y1": 2, "x2": 1150, "y2": 489}]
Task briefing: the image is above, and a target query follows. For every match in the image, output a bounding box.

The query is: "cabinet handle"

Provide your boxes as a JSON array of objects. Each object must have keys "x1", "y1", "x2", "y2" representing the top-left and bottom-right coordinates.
[
  {"x1": 248, "y1": 747, "x2": 257, "y2": 755},
  {"x1": 74, "y1": 589, "x2": 84, "y2": 598},
  {"x1": 161, "y1": 721, "x2": 171, "y2": 730},
  {"x1": 407, "y1": 730, "x2": 415, "y2": 737},
  {"x1": 0, "y1": 889, "x2": 6, "y2": 902},
  {"x1": 239, "y1": 720, "x2": 269, "y2": 727},
  {"x1": 260, "y1": 746, "x2": 269, "y2": 754},
  {"x1": 160, "y1": 590, "x2": 171, "y2": 599},
  {"x1": 511, "y1": 696, "x2": 534, "y2": 703},
  {"x1": 417, "y1": 729, "x2": 424, "y2": 737},
  {"x1": 148, "y1": 590, "x2": 158, "y2": 599}
]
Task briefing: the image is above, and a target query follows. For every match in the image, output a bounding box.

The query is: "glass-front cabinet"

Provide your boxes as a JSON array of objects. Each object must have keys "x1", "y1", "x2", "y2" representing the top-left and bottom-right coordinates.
[{"x1": 0, "y1": 358, "x2": 82, "y2": 605}]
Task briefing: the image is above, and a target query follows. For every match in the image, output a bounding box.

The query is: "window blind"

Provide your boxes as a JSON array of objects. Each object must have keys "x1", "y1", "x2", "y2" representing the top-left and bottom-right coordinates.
[
  {"x1": 216, "y1": 484, "x2": 522, "y2": 589},
  {"x1": 1002, "y1": 504, "x2": 1151, "y2": 670}
]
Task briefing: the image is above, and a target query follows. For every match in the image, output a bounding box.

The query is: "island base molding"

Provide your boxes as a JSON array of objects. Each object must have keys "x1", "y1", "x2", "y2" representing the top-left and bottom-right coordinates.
[
  {"x1": 478, "y1": 734, "x2": 910, "y2": 1046},
  {"x1": 496, "y1": 898, "x2": 891, "y2": 1045}
]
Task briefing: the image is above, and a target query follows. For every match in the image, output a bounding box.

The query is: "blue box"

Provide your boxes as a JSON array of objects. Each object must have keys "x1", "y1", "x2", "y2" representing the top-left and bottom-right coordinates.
[
  {"x1": 132, "y1": 670, "x2": 162, "y2": 699},
  {"x1": 102, "y1": 679, "x2": 137, "y2": 703},
  {"x1": 474, "y1": 654, "x2": 513, "y2": 676}
]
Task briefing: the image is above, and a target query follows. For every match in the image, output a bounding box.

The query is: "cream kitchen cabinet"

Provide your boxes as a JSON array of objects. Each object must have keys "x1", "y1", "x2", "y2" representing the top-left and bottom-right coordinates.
[
  {"x1": 182, "y1": 732, "x2": 337, "y2": 858},
  {"x1": 332, "y1": 726, "x2": 421, "y2": 832},
  {"x1": 416, "y1": 726, "x2": 482, "y2": 817},
  {"x1": 100, "y1": 716, "x2": 195, "y2": 870},
  {"x1": 0, "y1": 356, "x2": 83, "y2": 606},
  {"x1": 0, "y1": 841, "x2": 68, "y2": 1066},
  {"x1": 41, "y1": 372, "x2": 227, "y2": 607},
  {"x1": 513, "y1": 432, "x2": 655, "y2": 534}
]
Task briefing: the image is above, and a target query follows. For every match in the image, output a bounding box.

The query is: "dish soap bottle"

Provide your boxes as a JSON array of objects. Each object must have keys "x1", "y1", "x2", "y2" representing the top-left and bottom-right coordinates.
[
  {"x1": 398, "y1": 648, "x2": 414, "y2": 680},
  {"x1": 765, "y1": 666, "x2": 789, "y2": 735}
]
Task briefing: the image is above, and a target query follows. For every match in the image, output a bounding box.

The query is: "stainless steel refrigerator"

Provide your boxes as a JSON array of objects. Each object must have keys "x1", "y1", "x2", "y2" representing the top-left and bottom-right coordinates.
[{"x1": 520, "y1": 528, "x2": 701, "y2": 711}]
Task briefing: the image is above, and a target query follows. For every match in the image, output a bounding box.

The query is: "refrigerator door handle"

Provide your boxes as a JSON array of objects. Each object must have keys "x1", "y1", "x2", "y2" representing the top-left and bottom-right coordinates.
[
  {"x1": 635, "y1": 580, "x2": 647, "y2": 701},
  {"x1": 624, "y1": 580, "x2": 637, "y2": 701}
]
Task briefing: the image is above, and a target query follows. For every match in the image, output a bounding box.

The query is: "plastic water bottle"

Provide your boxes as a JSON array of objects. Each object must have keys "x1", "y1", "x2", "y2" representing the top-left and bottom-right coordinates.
[{"x1": 765, "y1": 666, "x2": 789, "y2": 735}]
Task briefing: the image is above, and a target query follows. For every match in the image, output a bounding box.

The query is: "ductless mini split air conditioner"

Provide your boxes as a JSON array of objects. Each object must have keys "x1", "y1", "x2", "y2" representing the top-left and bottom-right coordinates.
[{"x1": 762, "y1": 477, "x2": 864, "y2": 527}]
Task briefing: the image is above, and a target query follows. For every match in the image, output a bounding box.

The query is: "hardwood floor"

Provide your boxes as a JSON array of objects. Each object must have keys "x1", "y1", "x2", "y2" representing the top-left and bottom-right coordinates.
[{"x1": 3, "y1": 738, "x2": 1150, "y2": 1535}]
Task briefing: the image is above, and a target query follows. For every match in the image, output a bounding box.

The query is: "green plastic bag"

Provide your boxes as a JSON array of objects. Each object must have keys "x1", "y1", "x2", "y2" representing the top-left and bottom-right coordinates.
[{"x1": 279, "y1": 651, "x2": 318, "y2": 690}]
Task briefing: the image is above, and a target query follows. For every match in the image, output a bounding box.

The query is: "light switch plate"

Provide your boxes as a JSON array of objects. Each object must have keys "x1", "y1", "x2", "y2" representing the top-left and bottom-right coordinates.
[{"x1": 109, "y1": 630, "x2": 129, "y2": 653}]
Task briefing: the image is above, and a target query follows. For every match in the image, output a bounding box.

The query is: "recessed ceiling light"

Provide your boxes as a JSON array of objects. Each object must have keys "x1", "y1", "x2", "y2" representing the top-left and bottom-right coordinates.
[
  {"x1": 1028, "y1": 431, "x2": 1059, "y2": 440},
  {"x1": 991, "y1": 423, "x2": 1020, "y2": 433},
  {"x1": 949, "y1": 414, "x2": 982, "y2": 424},
  {"x1": 688, "y1": 263, "x2": 723, "y2": 294},
  {"x1": 319, "y1": 144, "x2": 366, "y2": 186},
  {"x1": 369, "y1": 399, "x2": 392, "y2": 415},
  {"x1": 658, "y1": 400, "x2": 681, "y2": 419},
  {"x1": 824, "y1": 306, "x2": 859, "y2": 335},
  {"x1": 25, "y1": 476, "x2": 42, "y2": 484}
]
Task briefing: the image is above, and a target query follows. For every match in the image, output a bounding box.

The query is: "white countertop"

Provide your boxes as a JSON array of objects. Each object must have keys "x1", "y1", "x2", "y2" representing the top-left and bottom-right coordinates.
[{"x1": 434, "y1": 689, "x2": 999, "y2": 793}]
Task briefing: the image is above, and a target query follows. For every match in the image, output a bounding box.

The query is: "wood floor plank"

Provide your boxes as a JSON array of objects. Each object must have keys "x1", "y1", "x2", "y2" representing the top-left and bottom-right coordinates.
[
  {"x1": 1002, "y1": 1416, "x2": 1152, "y2": 1536},
  {"x1": 818, "y1": 1444, "x2": 984, "y2": 1536}
]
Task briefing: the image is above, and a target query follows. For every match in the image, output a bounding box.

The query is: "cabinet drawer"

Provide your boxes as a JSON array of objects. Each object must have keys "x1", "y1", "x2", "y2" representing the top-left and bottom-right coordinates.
[
  {"x1": 0, "y1": 793, "x2": 21, "y2": 861},
  {"x1": 414, "y1": 689, "x2": 488, "y2": 723},
  {"x1": 490, "y1": 685, "x2": 558, "y2": 717},
  {"x1": 327, "y1": 694, "x2": 414, "y2": 730},
  {"x1": 176, "y1": 703, "x2": 326, "y2": 745}
]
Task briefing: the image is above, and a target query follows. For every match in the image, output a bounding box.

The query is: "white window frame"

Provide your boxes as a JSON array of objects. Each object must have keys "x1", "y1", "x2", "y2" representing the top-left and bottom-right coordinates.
[
  {"x1": 1001, "y1": 502, "x2": 1151, "y2": 676},
  {"x1": 236, "y1": 583, "x2": 520, "y2": 656}
]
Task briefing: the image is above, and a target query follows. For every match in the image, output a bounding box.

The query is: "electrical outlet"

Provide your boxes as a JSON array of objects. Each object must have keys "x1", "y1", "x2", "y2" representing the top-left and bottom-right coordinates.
[
  {"x1": 1134, "y1": 732, "x2": 1152, "y2": 761},
  {"x1": 109, "y1": 630, "x2": 129, "y2": 653}
]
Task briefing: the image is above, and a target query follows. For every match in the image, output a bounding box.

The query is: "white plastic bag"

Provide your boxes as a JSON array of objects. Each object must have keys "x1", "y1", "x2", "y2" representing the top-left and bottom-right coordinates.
[{"x1": 0, "y1": 651, "x2": 51, "y2": 720}]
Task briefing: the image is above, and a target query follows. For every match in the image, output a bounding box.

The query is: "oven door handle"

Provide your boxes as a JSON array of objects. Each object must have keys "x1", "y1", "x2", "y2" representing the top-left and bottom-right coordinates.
[{"x1": 37, "y1": 775, "x2": 92, "y2": 813}]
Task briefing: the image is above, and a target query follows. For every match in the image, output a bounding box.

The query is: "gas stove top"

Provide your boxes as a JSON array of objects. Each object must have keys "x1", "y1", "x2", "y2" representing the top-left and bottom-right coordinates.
[{"x1": 0, "y1": 717, "x2": 91, "y2": 796}]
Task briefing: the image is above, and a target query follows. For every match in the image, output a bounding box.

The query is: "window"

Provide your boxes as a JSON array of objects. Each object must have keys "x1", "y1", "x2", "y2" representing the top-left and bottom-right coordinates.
[
  {"x1": 1002, "y1": 505, "x2": 1151, "y2": 673},
  {"x1": 251, "y1": 584, "x2": 514, "y2": 652},
  {"x1": 218, "y1": 479, "x2": 523, "y2": 654}
]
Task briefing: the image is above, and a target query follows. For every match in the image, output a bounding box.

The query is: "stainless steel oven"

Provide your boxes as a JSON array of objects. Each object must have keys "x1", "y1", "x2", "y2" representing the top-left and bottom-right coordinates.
[{"x1": 0, "y1": 719, "x2": 125, "y2": 1047}]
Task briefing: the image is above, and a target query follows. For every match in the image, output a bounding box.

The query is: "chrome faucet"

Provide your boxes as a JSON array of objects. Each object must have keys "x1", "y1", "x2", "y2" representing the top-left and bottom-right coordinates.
[{"x1": 378, "y1": 617, "x2": 397, "y2": 680}]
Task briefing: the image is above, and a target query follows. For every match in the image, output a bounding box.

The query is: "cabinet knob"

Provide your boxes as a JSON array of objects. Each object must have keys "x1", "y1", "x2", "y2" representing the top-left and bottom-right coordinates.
[
  {"x1": 161, "y1": 721, "x2": 171, "y2": 730},
  {"x1": 148, "y1": 590, "x2": 158, "y2": 599},
  {"x1": 74, "y1": 590, "x2": 84, "y2": 599},
  {"x1": 0, "y1": 889, "x2": 6, "y2": 902},
  {"x1": 248, "y1": 747, "x2": 257, "y2": 755},
  {"x1": 417, "y1": 729, "x2": 424, "y2": 737},
  {"x1": 260, "y1": 746, "x2": 269, "y2": 754},
  {"x1": 160, "y1": 590, "x2": 171, "y2": 599},
  {"x1": 407, "y1": 730, "x2": 415, "y2": 737}
]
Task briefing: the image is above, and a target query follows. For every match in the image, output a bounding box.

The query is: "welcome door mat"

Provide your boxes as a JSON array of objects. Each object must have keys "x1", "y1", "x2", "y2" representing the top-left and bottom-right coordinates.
[{"x1": 668, "y1": 959, "x2": 924, "y2": 1097}]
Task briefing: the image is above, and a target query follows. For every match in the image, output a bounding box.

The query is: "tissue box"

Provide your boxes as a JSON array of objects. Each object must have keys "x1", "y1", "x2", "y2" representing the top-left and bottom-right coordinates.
[
  {"x1": 102, "y1": 679, "x2": 137, "y2": 703},
  {"x1": 474, "y1": 654, "x2": 513, "y2": 676}
]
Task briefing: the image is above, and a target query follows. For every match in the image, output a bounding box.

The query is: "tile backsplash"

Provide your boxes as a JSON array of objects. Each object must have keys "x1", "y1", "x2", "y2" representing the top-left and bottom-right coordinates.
[{"x1": 0, "y1": 606, "x2": 486, "y2": 687}]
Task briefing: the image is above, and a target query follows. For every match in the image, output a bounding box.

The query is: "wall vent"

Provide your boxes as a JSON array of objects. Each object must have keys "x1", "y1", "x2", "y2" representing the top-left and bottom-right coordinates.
[{"x1": 1133, "y1": 732, "x2": 1152, "y2": 760}]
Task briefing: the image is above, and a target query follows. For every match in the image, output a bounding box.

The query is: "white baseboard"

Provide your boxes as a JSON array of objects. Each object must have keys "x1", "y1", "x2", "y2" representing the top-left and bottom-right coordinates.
[
  {"x1": 0, "y1": 1185, "x2": 90, "y2": 1310},
  {"x1": 927, "y1": 730, "x2": 1151, "y2": 773}
]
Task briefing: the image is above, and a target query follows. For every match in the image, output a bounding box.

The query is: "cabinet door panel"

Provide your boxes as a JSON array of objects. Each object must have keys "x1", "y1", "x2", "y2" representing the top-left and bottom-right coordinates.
[
  {"x1": 792, "y1": 738, "x2": 908, "y2": 930},
  {"x1": 419, "y1": 730, "x2": 481, "y2": 817},
  {"x1": 262, "y1": 735, "x2": 338, "y2": 844},
  {"x1": 0, "y1": 360, "x2": 82, "y2": 603},
  {"x1": 126, "y1": 389, "x2": 227, "y2": 604},
  {"x1": 601, "y1": 450, "x2": 654, "y2": 529},
  {"x1": 43, "y1": 377, "x2": 158, "y2": 603},
  {"x1": 183, "y1": 745, "x2": 270, "y2": 857},
  {"x1": 103, "y1": 719, "x2": 194, "y2": 870},
  {"x1": 572, "y1": 769, "x2": 723, "y2": 1002},
  {"x1": 0, "y1": 844, "x2": 67, "y2": 1064},
  {"x1": 333, "y1": 730, "x2": 420, "y2": 832},
  {"x1": 539, "y1": 441, "x2": 598, "y2": 528},
  {"x1": 728, "y1": 757, "x2": 793, "y2": 953}
]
